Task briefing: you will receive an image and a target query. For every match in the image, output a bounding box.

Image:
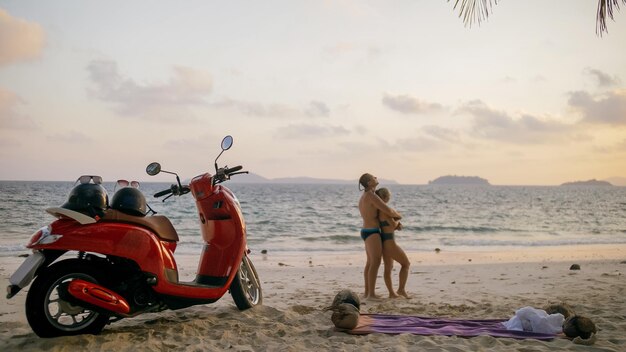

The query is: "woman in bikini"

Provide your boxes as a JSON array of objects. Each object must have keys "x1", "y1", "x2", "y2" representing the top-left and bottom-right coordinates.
[
  {"x1": 376, "y1": 187, "x2": 411, "y2": 299},
  {"x1": 358, "y1": 173, "x2": 402, "y2": 299}
]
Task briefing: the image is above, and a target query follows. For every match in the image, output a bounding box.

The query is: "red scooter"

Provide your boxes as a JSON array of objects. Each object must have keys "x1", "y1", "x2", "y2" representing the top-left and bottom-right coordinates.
[{"x1": 6, "y1": 135, "x2": 262, "y2": 337}]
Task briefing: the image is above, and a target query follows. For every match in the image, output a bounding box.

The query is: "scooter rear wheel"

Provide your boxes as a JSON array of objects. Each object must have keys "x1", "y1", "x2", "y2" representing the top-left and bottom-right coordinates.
[
  {"x1": 230, "y1": 255, "x2": 262, "y2": 310},
  {"x1": 25, "y1": 259, "x2": 111, "y2": 337}
]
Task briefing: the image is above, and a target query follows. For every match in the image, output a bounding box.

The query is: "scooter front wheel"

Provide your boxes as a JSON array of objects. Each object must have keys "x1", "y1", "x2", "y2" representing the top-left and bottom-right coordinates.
[
  {"x1": 25, "y1": 259, "x2": 110, "y2": 337},
  {"x1": 230, "y1": 255, "x2": 262, "y2": 310}
]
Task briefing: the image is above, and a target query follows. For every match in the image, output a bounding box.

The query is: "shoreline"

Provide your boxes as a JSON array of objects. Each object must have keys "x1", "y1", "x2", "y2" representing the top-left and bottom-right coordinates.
[
  {"x1": 246, "y1": 243, "x2": 626, "y2": 267},
  {"x1": 2, "y1": 244, "x2": 625, "y2": 351}
]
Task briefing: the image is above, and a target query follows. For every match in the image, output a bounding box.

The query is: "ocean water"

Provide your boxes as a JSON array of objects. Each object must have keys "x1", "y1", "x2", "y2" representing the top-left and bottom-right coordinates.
[{"x1": 1, "y1": 181, "x2": 625, "y2": 257}]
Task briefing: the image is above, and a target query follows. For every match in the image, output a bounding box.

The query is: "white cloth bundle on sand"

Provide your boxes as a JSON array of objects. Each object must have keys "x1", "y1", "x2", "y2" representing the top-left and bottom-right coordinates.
[{"x1": 503, "y1": 307, "x2": 564, "y2": 334}]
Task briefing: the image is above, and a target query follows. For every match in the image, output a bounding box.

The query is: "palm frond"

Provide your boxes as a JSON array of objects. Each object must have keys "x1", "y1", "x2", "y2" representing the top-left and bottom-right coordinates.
[
  {"x1": 449, "y1": 0, "x2": 625, "y2": 36},
  {"x1": 449, "y1": 0, "x2": 498, "y2": 27},
  {"x1": 596, "y1": 0, "x2": 626, "y2": 36}
]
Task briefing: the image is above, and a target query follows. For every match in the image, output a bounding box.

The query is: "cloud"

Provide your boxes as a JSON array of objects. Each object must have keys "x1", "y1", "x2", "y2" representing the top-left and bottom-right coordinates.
[
  {"x1": 366, "y1": 46, "x2": 382, "y2": 59},
  {"x1": 305, "y1": 100, "x2": 330, "y2": 117},
  {"x1": 459, "y1": 100, "x2": 577, "y2": 144},
  {"x1": 354, "y1": 125, "x2": 368, "y2": 135},
  {"x1": 592, "y1": 139, "x2": 626, "y2": 153},
  {"x1": 163, "y1": 138, "x2": 206, "y2": 150},
  {"x1": 46, "y1": 131, "x2": 93, "y2": 144},
  {"x1": 393, "y1": 126, "x2": 465, "y2": 152},
  {"x1": 0, "y1": 137, "x2": 19, "y2": 149},
  {"x1": 322, "y1": 42, "x2": 382, "y2": 60},
  {"x1": 0, "y1": 87, "x2": 36, "y2": 129},
  {"x1": 162, "y1": 133, "x2": 217, "y2": 151},
  {"x1": 584, "y1": 68, "x2": 620, "y2": 87},
  {"x1": 87, "y1": 60, "x2": 212, "y2": 119},
  {"x1": 212, "y1": 98, "x2": 331, "y2": 119},
  {"x1": 421, "y1": 125, "x2": 461, "y2": 143},
  {"x1": 323, "y1": 42, "x2": 358, "y2": 55},
  {"x1": 568, "y1": 90, "x2": 626, "y2": 125},
  {"x1": 212, "y1": 98, "x2": 299, "y2": 118},
  {"x1": 382, "y1": 93, "x2": 444, "y2": 115},
  {"x1": 0, "y1": 9, "x2": 45, "y2": 67},
  {"x1": 396, "y1": 136, "x2": 449, "y2": 151},
  {"x1": 500, "y1": 76, "x2": 516, "y2": 84},
  {"x1": 276, "y1": 123, "x2": 350, "y2": 139}
]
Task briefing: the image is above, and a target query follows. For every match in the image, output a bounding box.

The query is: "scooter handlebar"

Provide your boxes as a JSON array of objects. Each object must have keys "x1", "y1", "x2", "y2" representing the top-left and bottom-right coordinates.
[
  {"x1": 213, "y1": 165, "x2": 246, "y2": 185},
  {"x1": 225, "y1": 165, "x2": 243, "y2": 174},
  {"x1": 154, "y1": 183, "x2": 190, "y2": 200},
  {"x1": 154, "y1": 188, "x2": 173, "y2": 198}
]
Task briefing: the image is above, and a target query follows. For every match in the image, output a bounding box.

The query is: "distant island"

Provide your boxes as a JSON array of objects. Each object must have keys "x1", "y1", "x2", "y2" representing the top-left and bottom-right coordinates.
[
  {"x1": 604, "y1": 177, "x2": 626, "y2": 186},
  {"x1": 561, "y1": 179, "x2": 613, "y2": 186},
  {"x1": 428, "y1": 175, "x2": 490, "y2": 185}
]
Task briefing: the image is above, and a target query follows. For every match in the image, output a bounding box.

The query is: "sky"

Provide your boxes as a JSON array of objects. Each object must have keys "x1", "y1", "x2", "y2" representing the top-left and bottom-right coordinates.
[{"x1": 1, "y1": 1, "x2": 625, "y2": 185}]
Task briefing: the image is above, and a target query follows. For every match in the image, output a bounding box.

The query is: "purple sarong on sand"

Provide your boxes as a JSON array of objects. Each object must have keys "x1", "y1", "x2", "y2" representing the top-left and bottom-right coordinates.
[{"x1": 346, "y1": 314, "x2": 557, "y2": 340}]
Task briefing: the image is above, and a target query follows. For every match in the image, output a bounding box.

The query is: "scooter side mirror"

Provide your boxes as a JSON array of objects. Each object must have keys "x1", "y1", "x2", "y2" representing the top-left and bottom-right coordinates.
[
  {"x1": 221, "y1": 135, "x2": 233, "y2": 151},
  {"x1": 146, "y1": 162, "x2": 161, "y2": 176}
]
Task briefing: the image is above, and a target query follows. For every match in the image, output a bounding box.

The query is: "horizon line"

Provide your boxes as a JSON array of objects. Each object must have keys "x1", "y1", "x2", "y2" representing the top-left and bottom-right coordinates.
[{"x1": 1, "y1": 179, "x2": 624, "y2": 187}]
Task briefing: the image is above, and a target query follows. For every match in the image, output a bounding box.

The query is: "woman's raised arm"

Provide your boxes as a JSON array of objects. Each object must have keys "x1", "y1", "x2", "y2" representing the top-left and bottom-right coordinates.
[{"x1": 368, "y1": 192, "x2": 402, "y2": 219}]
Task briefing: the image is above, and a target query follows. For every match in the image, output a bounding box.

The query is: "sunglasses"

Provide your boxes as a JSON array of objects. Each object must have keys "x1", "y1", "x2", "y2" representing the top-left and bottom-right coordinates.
[
  {"x1": 117, "y1": 179, "x2": 140, "y2": 188},
  {"x1": 76, "y1": 175, "x2": 103, "y2": 185}
]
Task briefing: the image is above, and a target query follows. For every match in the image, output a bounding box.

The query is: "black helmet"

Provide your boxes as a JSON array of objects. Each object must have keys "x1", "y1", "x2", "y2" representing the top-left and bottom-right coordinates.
[
  {"x1": 111, "y1": 187, "x2": 147, "y2": 216},
  {"x1": 62, "y1": 183, "x2": 109, "y2": 217}
]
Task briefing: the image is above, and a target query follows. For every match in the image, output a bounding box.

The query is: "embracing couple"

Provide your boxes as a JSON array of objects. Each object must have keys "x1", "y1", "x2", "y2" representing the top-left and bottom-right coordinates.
[{"x1": 358, "y1": 173, "x2": 411, "y2": 300}]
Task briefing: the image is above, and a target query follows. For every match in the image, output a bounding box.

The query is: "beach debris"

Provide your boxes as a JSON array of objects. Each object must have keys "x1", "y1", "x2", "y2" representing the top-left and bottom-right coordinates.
[
  {"x1": 563, "y1": 315, "x2": 597, "y2": 344},
  {"x1": 261, "y1": 249, "x2": 268, "y2": 254},
  {"x1": 600, "y1": 270, "x2": 621, "y2": 276},
  {"x1": 544, "y1": 302, "x2": 575, "y2": 319},
  {"x1": 434, "y1": 248, "x2": 441, "y2": 253},
  {"x1": 330, "y1": 303, "x2": 360, "y2": 330},
  {"x1": 278, "y1": 262, "x2": 291, "y2": 266},
  {"x1": 620, "y1": 260, "x2": 626, "y2": 264},
  {"x1": 569, "y1": 264, "x2": 581, "y2": 270}
]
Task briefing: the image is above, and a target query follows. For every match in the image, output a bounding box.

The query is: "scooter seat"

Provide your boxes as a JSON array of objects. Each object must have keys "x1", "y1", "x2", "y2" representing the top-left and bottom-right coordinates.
[{"x1": 102, "y1": 209, "x2": 179, "y2": 242}]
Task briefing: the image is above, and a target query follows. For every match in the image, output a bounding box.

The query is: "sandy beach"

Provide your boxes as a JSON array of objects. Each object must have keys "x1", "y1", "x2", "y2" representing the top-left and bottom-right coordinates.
[{"x1": 1, "y1": 244, "x2": 625, "y2": 351}]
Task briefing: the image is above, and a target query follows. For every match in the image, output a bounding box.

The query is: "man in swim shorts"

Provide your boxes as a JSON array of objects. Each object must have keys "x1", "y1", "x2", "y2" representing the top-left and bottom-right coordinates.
[
  {"x1": 358, "y1": 173, "x2": 402, "y2": 299},
  {"x1": 360, "y1": 228, "x2": 380, "y2": 241}
]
